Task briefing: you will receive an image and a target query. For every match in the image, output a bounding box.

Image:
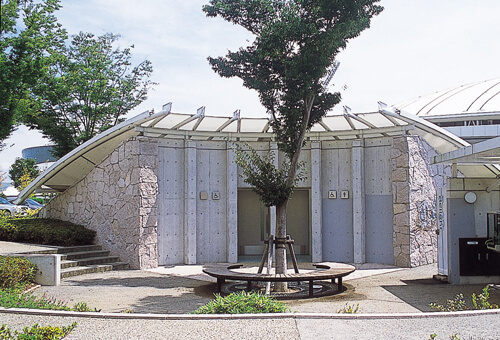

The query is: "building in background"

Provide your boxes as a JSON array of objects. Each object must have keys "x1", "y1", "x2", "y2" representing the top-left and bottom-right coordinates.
[
  {"x1": 396, "y1": 78, "x2": 500, "y2": 144},
  {"x1": 22, "y1": 145, "x2": 58, "y2": 172}
]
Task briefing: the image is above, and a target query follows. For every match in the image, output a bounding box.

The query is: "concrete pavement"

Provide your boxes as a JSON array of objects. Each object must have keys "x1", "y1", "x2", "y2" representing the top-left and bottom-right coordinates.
[{"x1": 2, "y1": 241, "x2": 500, "y2": 339}]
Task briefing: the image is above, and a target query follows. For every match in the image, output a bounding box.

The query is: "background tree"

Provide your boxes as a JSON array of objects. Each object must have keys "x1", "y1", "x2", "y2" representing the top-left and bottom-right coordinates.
[
  {"x1": 22, "y1": 32, "x2": 156, "y2": 157},
  {"x1": 8, "y1": 157, "x2": 39, "y2": 189},
  {"x1": 204, "y1": 0, "x2": 382, "y2": 287},
  {"x1": 0, "y1": 0, "x2": 66, "y2": 147}
]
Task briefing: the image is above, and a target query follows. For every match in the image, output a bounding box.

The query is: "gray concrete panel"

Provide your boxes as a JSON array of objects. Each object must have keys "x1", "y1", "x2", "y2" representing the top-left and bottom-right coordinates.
[
  {"x1": 158, "y1": 145, "x2": 185, "y2": 265},
  {"x1": 196, "y1": 147, "x2": 228, "y2": 263},
  {"x1": 365, "y1": 194, "x2": 394, "y2": 264},
  {"x1": 322, "y1": 198, "x2": 353, "y2": 262},
  {"x1": 364, "y1": 143, "x2": 392, "y2": 195}
]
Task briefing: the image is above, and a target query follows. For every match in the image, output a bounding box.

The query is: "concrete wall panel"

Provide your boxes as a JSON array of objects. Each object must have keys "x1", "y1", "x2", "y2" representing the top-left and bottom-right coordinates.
[
  {"x1": 365, "y1": 195, "x2": 394, "y2": 264},
  {"x1": 196, "y1": 146, "x2": 228, "y2": 263},
  {"x1": 321, "y1": 198, "x2": 353, "y2": 262},
  {"x1": 158, "y1": 143, "x2": 185, "y2": 265}
]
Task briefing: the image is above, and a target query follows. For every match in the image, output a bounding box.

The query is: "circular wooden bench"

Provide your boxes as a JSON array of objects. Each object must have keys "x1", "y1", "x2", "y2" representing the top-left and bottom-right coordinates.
[{"x1": 202, "y1": 262, "x2": 355, "y2": 297}]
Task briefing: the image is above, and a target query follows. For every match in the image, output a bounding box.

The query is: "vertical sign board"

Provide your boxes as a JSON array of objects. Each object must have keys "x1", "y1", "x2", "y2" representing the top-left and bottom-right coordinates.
[{"x1": 437, "y1": 190, "x2": 448, "y2": 275}]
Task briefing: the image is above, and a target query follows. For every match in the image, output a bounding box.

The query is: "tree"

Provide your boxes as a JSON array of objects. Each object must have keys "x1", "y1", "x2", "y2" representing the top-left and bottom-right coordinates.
[
  {"x1": 22, "y1": 32, "x2": 156, "y2": 157},
  {"x1": 203, "y1": 0, "x2": 382, "y2": 288},
  {"x1": 0, "y1": 0, "x2": 67, "y2": 145},
  {"x1": 8, "y1": 157, "x2": 39, "y2": 189}
]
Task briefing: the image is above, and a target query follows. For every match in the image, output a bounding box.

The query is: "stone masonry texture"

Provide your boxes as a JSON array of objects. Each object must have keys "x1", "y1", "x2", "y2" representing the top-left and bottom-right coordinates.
[
  {"x1": 391, "y1": 136, "x2": 450, "y2": 268},
  {"x1": 41, "y1": 137, "x2": 159, "y2": 269}
]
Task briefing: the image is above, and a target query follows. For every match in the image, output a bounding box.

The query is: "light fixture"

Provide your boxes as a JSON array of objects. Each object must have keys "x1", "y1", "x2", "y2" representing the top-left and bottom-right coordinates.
[{"x1": 464, "y1": 192, "x2": 477, "y2": 204}]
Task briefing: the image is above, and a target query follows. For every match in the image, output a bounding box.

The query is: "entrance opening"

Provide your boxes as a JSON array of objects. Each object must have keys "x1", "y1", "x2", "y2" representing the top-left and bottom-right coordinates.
[{"x1": 237, "y1": 189, "x2": 310, "y2": 262}]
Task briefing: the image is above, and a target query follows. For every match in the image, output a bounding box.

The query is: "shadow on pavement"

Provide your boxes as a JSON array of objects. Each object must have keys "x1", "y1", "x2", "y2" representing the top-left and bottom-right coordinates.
[{"x1": 382, "y1": 282, "x2": 500, "y2": 312}]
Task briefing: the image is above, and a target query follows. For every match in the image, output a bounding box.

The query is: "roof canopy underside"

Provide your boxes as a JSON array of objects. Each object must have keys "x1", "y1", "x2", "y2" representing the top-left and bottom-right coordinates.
[{"x1": 15, "y1": 103, "x2": 497, "y2": 203}]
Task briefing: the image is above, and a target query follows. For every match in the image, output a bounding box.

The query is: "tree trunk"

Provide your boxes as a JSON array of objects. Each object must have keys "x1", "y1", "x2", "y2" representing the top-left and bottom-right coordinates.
[
  {"x1": 273, "y1": 95, "x2": 315, "y2": 291},
  {"x1": 274, "y1": 202, "x2": 288, "y2": 292}
]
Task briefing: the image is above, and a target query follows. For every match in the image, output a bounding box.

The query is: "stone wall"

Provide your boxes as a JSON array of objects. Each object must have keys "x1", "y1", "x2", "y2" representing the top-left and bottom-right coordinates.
[
  {"x1": 41, "y1": 137, "x2": 159, "y2": 269},
  {"x1": 392, "y1": 136, "x2": 411, "y2": 267},
  {"x1": 391, "y1": 135, "x2": 449, "y2": 267}
]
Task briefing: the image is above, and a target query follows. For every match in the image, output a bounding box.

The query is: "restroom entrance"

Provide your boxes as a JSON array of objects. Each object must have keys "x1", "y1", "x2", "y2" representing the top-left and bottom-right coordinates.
[{"x1": 237, "y1": 189, "x2": 310, "y2": 260}]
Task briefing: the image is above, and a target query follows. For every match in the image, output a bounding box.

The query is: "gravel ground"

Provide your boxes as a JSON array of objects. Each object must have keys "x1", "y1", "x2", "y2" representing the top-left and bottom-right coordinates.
[
  {"x1": 2, "y1": 241, "x2": 500, "y2": 339},
  {"x1": 1, "y1": 311, "x2": 499, "y2": 339}
]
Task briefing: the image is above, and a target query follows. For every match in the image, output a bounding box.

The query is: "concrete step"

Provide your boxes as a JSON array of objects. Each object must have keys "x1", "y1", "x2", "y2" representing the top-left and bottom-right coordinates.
[
  {"x1": 61, "y1": 264, "x2": 113, "y2": 278},
  {"x1": 61, "y1": 256, "x2": 121, "y2": 269},
  {"x1": 25, "y1": 245, "x2": 103, "y2": 255},
  {"x1": 55, "y1": 245, "x2": 103, "y2": 253},
  {"x1": 62, "y1": 249, "x2": 110, "y2": 260},
  {"x1": 61, "y1": 262, "x2": 129, "y2": 278}
]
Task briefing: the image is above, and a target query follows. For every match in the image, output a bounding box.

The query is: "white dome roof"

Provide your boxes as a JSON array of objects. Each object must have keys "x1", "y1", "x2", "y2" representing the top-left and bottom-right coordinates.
[{"x1": 394, "y1": 78, "x2": 500, "y2": 117}]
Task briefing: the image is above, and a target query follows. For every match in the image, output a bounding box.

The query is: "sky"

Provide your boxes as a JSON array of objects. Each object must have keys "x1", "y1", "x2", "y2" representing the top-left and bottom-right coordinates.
[{"x1": 1, "y1": 0, "x2": 499, "y2": 181}]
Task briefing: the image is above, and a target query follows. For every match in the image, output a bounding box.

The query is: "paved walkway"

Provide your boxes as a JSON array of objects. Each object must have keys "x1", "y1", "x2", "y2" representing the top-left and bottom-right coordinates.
[{"x1": 2, "y1": 241, "x2": 500, "y2": 339}]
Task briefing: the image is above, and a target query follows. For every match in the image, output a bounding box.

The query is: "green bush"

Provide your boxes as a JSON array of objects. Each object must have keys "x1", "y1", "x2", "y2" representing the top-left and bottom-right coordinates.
[
  {"x1": 30, "y1": 197, "x2": 47, "y2": 205},
  {"x1": 430, "y1": 286, "x2": 499, "y2": 312},
  {"x1": 192, "y1": 291, "x2": 290, "y2": 314},
  {"x1": 0, "y1": 218, "x2": 95, "y2": 246},
  {"x1": 0, "y1": 323, "x2": 76, "y2": 340},
  {"x1": 0, "y1": 256, "x2": 37, "y2": 289},
  {"x1": 0, "y1": 289, "x2": 101, "y2": 312}
]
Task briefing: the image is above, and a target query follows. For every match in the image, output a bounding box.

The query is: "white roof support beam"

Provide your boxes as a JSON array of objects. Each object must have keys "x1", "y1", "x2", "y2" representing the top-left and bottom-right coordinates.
[{"x1": 171, "y1": 106, "x2": 205, "y2": 130}]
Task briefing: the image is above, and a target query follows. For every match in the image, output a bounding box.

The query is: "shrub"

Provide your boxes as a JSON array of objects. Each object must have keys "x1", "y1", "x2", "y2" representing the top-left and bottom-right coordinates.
[
  {"x1": 0, "y1": 323, "x2": 77, "y2": 340},
  {"x1": 0, "y1": 256, "x2": 37, "y2": 289},
  {"x1": 0, "y1": 289, "x2": 100, "y2": 312},
  {"x1": 0, "y1": 218, "x2": 95, "y2": 246},
  {"x1": 31, "y1": 197, "x2": 47, "y2": 205},
  {"x1": 192, "y1": 291, "x2": 290, "y2": 314},
  {"x1": 430, "y1": 286, "x2": 498, "y2": 312},
  {"x1": 472, "y1": 286, "x2": 499, "y2": 310}
]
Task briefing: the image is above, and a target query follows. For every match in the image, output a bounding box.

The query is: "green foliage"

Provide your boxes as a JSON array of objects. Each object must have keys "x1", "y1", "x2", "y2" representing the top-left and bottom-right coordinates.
[
  {"x1": 430, "y1": 293, "x2": 468, "y2": 312},
  {"x1": 430, "y1": 286, "x2": 498, "y2": 312},
  {"x1": 0, "y1": 322, "x2": 77, "y2": 340},
  {"x1": 472, "y1": 286, "x2": 499, "y2": 310},
  {"x1": 8, "y1": 158, "x2": 40, "y2": 189},
  {"x1": 30, "y1": 197, "x2": 46, "y2": 205},
  {"x1": 0, "y1": 256, "x2": 37, "y2": 289},
  {"x1": 0, "y1": 288, "x2": 100, "y2": 312},
  {"x1": 204, "y1": 2, "x2": 382, "y2": 264},
  {"x1": 72, "y1": 302, "x2": 101, "y2": 313},
  {"x1": 230, "y1": 141, "x2": 306, "y2": 206},
  {"x1": 337, "y1": 303, "x2": 360, "y2": 314},
  {"x1": 192, "y1": 291, "x2": 290, "y2": 314},
  {"x1": 0, "y1": 289, "x2": 71, "y2": 311},
  {"x1": 23, "y1": 31, "x2": 156, "y2": 157},
  {"x1": 203, "y1": 0, "x2": 382, "y2": 158},
  {"x1": 0, "y1": 217, "x2": 96, "y2": 246},
  {"x1": 0, "y1": 325, "x2": 14, "y2": 339},
  {"x1": 0, "y1": 0, "x2": 67, "y2": 142},
  {"x1": 1, "y1": 0, "x2": 156, "y2": 156}
]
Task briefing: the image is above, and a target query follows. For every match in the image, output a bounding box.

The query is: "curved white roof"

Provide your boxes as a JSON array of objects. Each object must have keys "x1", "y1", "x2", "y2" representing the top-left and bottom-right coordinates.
[
  {"x1": 16, "y1": 102, "x2": 498, "y2": 203},
  {"x1": 394, "y1": 78, "x2": 500, "y2": 118}
]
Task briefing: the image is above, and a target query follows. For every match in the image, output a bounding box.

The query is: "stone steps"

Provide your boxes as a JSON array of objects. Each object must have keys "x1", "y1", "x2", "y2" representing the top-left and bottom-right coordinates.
[
  {"x1": 61, "y1": 262, "x2": 129, "y2": 279},
  {"x1": 61, "y1": 255, "x2": 122, "y2": 269},
  {"x1": 62, "y1": 249, "x2": 111, "y2": 260},
  {"x1": 26, "y1": 244, "x2": 129, "y2": 280}
]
